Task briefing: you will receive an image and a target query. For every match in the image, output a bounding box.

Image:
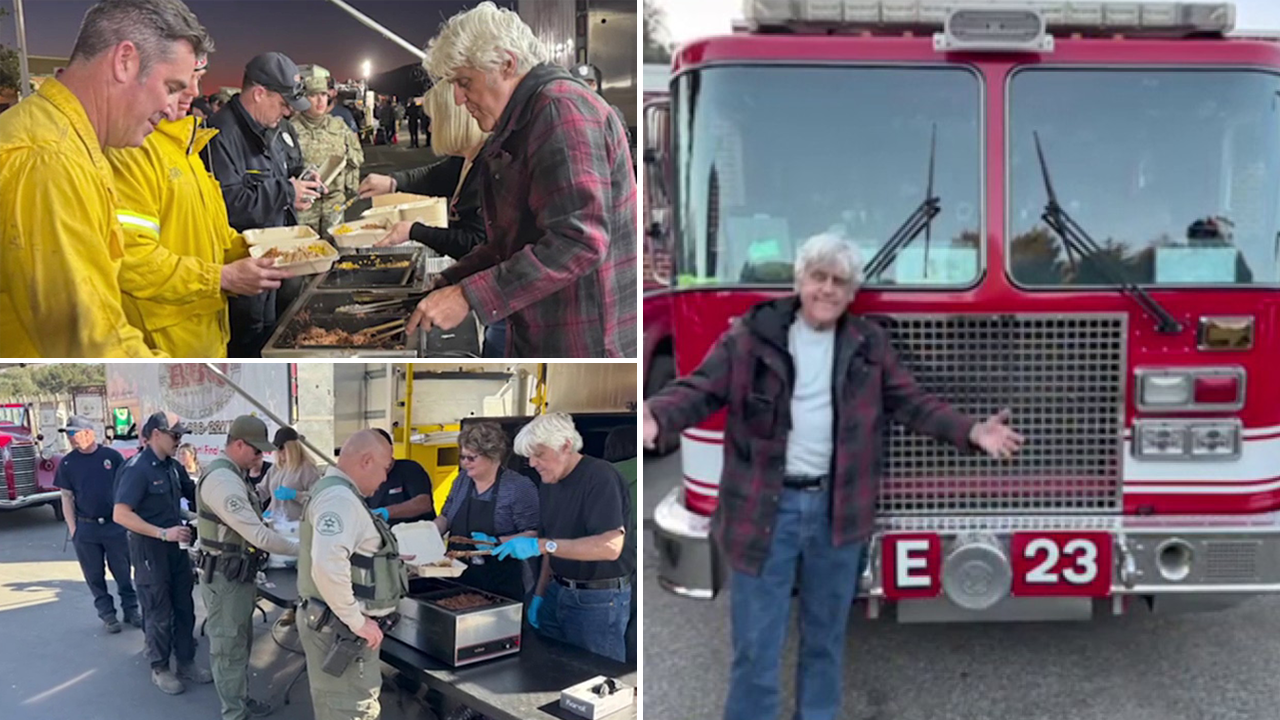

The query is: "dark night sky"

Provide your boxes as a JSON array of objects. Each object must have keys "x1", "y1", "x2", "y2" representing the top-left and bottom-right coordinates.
[{"x1": 0, "y1": 0, "x2": 516, "y2": 89}]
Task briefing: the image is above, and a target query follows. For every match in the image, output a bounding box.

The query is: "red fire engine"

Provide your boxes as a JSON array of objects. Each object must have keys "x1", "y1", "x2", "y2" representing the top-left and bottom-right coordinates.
[
  {"x1": 0, "y1": 403, "x2": 63, "y2": 520},
  {"x1": 647, "y1": 0, "x2": 1280, "y2": 621}
]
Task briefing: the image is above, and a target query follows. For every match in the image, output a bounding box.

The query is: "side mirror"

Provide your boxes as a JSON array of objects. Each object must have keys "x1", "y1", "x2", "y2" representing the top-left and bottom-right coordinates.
[{"x1": 36, "y1": 433, "x2": 44, "y2": 442}]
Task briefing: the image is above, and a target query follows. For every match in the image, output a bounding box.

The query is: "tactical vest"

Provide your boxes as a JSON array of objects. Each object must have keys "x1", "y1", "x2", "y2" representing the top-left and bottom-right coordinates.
[
  {"x1": 196, "y1": 456, "x2": 263, "y2": 557},
  {"x1": 298, "y1": 472, "x2": 408, "y2": 613}
]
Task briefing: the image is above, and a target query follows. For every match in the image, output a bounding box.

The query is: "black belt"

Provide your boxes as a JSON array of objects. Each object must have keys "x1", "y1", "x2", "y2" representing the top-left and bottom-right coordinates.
[
  {"x1": 555, "y1": 575, "x2": 630, "y2": 591},
  {"x1": 782, "y1": 474, "x2": 828, "y2": 491},
  {"x1": 76, "y1": 516, "x2": 112, "y2": 525}
]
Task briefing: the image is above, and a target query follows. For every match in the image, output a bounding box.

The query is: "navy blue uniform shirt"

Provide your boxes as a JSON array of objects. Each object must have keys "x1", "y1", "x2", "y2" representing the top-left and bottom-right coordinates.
[
  {"x1": 367, "y1": 459, "x2": 437, "y2": 524},
  {"x1": 53, "y1": 445, "x2": 126, "y2": 520},
  {"x1": 114, "y1": 447, "x2": 189, "y2": 529}
]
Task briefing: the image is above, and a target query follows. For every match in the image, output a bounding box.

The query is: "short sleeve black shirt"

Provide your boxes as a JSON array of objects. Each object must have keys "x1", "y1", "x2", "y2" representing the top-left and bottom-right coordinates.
[
  {"x1": 540, "y1": 455, "x2": 634, "y2": 581},
  {"x1": 367, "y1": 458, "x2": 436, "y2": 524},
  {"x1": 53, "y1": 445, "x2": 125, "y2": 520},
  {"x1": 114, "y1": 447, "x2": 185, "y2": 528}
]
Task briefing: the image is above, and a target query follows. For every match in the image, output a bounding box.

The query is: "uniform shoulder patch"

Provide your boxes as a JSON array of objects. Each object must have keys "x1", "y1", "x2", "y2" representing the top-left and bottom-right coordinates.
[
  {"x1": 316, "y1": 511, "x2": 344, "y2": 536},
  {"x1": 225, "y1": 494, "x2": 249, "y2": 515}
]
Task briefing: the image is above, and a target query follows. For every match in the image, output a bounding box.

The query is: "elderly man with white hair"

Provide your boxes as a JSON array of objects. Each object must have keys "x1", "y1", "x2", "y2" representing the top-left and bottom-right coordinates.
[
  {"x1": 643, "y1": 233, "x2": 1024, "y2": 720},
  {"x1": 404, "y1": 1, "x2": 637, "y2": 358},
  {"x1": 489, "y1": 413, "x2": 633, "y2": 663}
]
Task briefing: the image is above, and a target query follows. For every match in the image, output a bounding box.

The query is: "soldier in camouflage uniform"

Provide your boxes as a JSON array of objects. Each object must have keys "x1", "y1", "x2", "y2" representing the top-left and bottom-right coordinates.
[{"x1": 294, "y1": 65, "x2": 364, "y2": 236}]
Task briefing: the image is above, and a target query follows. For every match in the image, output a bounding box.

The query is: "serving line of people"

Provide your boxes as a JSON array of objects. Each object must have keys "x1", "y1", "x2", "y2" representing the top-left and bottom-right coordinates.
[
  {"x1": 0, "y1": 0, "x2": 637, "y2": 359},
  {"x1": 53, "y1": 401, "x2": 634, "y2": 719}
]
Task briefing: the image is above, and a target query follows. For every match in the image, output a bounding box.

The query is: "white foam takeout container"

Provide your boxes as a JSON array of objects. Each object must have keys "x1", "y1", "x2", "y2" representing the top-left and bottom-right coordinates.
[
  {"x1": 328, "y1": 217, "x2": 395, "y2": 248},
  {"x1": 247, "y1": 236, "x2": 339, "y2": 275},
  {"x1": 391, "y1": 520, "x2": 466, "y2": 577}
]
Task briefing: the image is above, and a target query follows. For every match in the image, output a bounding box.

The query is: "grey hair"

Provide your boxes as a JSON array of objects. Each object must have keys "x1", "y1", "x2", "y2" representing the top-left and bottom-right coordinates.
[
  {"x1": 794, "y1": 232, "x2": 864, "y2": 290},
  {"x1": 70, "y1": 0, "x2": 213, "y2": 76},
  {"x1": 458, "y1": 421, "x2": 510, "y2": 463},
  {"x1": 513, "y1": 413, "x2": 583, "y2": 457},
  {"x1": 424, "y1": 1, "x2": 548, "y2": 83}
]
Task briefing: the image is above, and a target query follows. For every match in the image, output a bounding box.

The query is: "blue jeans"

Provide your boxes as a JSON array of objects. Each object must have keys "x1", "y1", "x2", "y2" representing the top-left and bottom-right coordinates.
[
  {"x1": 536, "y1": 580, "x2": 630, "y2": 663},
  {"x1": 723, "y1": 488, "x2": 865, "y2": 720},
  {"x1": 482, "y1": 320, "x2": 507, "y2": 358}
]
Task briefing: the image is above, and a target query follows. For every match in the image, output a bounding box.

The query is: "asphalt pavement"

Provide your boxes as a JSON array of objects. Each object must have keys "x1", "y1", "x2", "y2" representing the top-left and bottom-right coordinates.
[
  {"x1": 643, "y1": 449, "x2": 1280, "y2": 720},
  {"x1": 0, "y1": 508, "x2": 435, "y2": 720}
]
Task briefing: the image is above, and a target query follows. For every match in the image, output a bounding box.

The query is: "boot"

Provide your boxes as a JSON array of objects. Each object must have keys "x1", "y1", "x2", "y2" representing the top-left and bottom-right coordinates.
[
  {"x1": 175, "y1": 662, "x2": 213, "y2": 684},
  {"x1": 245, "y1": 697, "x2": 274, "y2": 716},
  {"x1": 123, "y1": 610, "x2": 143, "y2": 628},
  {"x1": 152, "y1": 668, "x2": 185, "y2": 695},
  {"x1": 102, "y1": 616, "x2": 122, "y2": 634}
]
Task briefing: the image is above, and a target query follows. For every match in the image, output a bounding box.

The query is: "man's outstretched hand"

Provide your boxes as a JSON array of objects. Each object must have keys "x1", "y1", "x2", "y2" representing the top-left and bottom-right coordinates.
[{"x1": 969, "y1": 408, "x2": 1024, "y2": 460}]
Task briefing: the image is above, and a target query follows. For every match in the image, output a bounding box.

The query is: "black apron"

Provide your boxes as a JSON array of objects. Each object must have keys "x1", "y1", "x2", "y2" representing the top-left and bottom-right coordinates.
[{"x1": 447, "y1": 475, "x2": 524, "y2": 602}]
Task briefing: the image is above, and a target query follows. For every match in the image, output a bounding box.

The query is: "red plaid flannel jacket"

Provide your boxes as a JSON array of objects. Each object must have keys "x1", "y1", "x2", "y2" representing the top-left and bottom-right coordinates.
[
  {"x1": 442, "y1": 64, "x2": 637, "y2": 357},
  {"x1": 646, "y1": 296, "x2": 977, "y2": 576}
]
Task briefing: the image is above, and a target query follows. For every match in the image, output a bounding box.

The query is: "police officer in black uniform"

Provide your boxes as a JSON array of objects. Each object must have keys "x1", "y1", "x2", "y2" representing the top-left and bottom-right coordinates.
[
  {"x1": 55, "y1": 415, "x2": 139, "y2": 634},
  {"x1": 366, "y1": 428, "x2": 437, "y2": 526},
  {"x1": 113, "y1": 411, "x2": 214, "y2": 695}
]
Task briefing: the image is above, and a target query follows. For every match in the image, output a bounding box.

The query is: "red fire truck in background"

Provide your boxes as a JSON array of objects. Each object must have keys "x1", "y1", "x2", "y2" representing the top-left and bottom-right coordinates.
[
  {"x1": 644, "y1": 62, "x2": 676, "y2": 404},
  {"x1": 647, "y1": 0, "x2": 1280, "y2": 622},
  {"x1": 0, "y1": 403, "x2": 63, "y2": 521}
]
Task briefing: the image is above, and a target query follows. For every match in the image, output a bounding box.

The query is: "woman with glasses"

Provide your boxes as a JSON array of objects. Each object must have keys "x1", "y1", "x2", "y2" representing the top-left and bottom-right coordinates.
[{"x1": 434, "y1": 421, "x2": 539, "y2": 602}]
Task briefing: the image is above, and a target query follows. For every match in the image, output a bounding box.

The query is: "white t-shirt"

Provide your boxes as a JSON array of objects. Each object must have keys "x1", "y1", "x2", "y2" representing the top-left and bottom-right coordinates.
[{"x1": 785, "y1": 318, "x2": 836, "y2": 476}]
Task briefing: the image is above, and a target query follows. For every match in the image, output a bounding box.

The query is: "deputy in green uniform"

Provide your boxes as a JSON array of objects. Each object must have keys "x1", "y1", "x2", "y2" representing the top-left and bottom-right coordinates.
[
  {"x1": 196, "y1": 415, "x2": 300, "y2": 719},
  {"x1": 297, "y1": 429, "x2": 407, "y2": 720},
  {"x1": 294, "y1": 64, "x2": 364, "y2": 236}
]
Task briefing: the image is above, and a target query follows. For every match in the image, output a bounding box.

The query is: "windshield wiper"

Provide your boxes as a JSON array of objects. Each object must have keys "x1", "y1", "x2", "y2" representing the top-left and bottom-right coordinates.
[
  {"x1": 1033, "y1": 132, "x2": 1183, "y2": 335},
  {"x1": 864, "y1": 124, "x2": 941, "y2": 281}
]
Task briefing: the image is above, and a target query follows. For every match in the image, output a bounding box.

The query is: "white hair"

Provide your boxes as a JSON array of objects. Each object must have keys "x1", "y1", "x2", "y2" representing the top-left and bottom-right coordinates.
[
  {"x1": 424, "y1": 1, "x2": 549, "y2": 83},
  {"x1": 513, "y1": 413, "x2": 583, "y2": 457},
  {"x1": 794, "y1": 232, "x2": 864, "y2": 290},
  {"x1": 427, "y1": 82, "x2": 488, "y2": 157}
]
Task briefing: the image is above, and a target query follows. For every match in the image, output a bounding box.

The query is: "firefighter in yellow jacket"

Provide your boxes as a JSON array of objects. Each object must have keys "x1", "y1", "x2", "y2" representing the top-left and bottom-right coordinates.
[
  {"x1": 0, "y1": 0, "x2": 212, "y2": 357},
  {"x1": 106, "y1": 53, "x2": 292, "y2": 358}
]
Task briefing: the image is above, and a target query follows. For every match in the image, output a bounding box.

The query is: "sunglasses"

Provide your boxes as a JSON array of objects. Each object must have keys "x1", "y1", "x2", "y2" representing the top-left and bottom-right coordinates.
[{"x1": 459, "y1": 453, "x2": 480, "y2": 463}]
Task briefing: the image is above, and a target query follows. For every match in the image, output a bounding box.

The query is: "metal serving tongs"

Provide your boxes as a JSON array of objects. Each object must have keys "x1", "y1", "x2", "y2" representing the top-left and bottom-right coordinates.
[
  {"x1": 334, "y1": 296, "x2": 418, "y2": 316},
  {"x1": 358, "y1": 318, "x2": 406, "y2": 343}
]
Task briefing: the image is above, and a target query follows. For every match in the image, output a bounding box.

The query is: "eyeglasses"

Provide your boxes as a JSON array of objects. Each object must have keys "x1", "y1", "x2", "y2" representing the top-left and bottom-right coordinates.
[{"x1": 459, "y1": 453, "x2": 480, "y2": 463}]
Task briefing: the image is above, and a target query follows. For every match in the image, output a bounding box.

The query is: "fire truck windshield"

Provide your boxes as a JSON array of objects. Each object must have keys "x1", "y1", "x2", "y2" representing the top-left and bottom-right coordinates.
[
  {"x1": 1009, "y1": 68, "x2": 1280, "y2": 288},
  {"x1": 674, "y1": 65, "x2": 983, "y2": 288}
]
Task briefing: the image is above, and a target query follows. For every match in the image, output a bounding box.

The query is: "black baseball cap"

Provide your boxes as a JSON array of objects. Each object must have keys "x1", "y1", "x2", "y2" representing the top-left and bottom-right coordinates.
[
  {"x1": 273, "y1": 426, "x2": 299, "y2": 450},
  {"x1": 142, "y1": 411, "x2": 190, "y2": 438},
  {"x1": 245, "y1": 52, "x2": 311, "y2": 112}
]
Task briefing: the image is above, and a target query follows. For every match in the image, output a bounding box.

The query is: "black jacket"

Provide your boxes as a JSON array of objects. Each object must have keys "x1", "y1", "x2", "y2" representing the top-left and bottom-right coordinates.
[
  {"x1": 391, "y1": 155, "x2": 486, "y2": 260},
  {"x1": 205, "y1": 95, "x2": 298, "y2": 231}
]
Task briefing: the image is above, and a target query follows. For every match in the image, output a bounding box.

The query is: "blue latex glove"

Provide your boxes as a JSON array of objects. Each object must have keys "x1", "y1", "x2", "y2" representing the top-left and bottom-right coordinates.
[
  {"x1": 470, "y1": 532, "x2": 498, "y2": 546},
  {"x1": 262, "y1": 510, "x2": 273, "y2": 520},
  {"x1": 528, "y1": 595, "x2": 543, "y2": 629},
  {"x1": 273, "y1": 486, "x2": 298, "y2": 501},
  {"x1": 494, "y1": 536, "x2": 541, "y2": 561},
  {"x1": 372, "y1": 508, "x2": 390, "y2": 522}
]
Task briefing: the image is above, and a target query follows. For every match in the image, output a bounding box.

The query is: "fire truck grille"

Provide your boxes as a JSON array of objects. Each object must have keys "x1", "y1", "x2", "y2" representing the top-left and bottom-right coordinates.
[
  {"x1": 872, "y1": 314, "x2": 1126, "y2": 516},
  {"x1": 10, "y1": 443, "x2": 38, "y2": 496}
]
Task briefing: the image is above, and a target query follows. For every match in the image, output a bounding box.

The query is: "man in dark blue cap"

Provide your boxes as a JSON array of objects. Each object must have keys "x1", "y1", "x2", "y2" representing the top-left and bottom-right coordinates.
[
  {"x1": 114, "y1": 411, "x2": 213, "y2": 695},
  {"x1": 55, "y1": 415, "x2": 138, "y2": 634},
  {"x1": 206, "y1": 51, "x2": 321, "y2": 357}
]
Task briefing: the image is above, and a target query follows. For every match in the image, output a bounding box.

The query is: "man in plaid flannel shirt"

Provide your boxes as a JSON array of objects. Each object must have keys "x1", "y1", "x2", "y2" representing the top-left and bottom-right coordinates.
[
  {"x1": 406, "y1": 2, "x2": 637, "y2": 358},
  {"x1": 643, "y1": 233, "x2": 1024, "y2": 720}
]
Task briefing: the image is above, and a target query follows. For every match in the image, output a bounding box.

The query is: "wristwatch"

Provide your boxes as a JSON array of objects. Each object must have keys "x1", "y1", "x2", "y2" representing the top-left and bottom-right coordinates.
[
  {"x1": 159, "y1": 528, "x2": 167, "y2": 541},
  {"x1": 544, "y1": 540, "x2": 558, "y2": 554}
]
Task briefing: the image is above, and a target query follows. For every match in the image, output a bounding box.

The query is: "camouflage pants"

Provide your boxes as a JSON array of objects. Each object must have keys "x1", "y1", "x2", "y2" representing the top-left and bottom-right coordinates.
[{"x1": 297, "y1": 194, "x2": 349, "y2": 238}]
